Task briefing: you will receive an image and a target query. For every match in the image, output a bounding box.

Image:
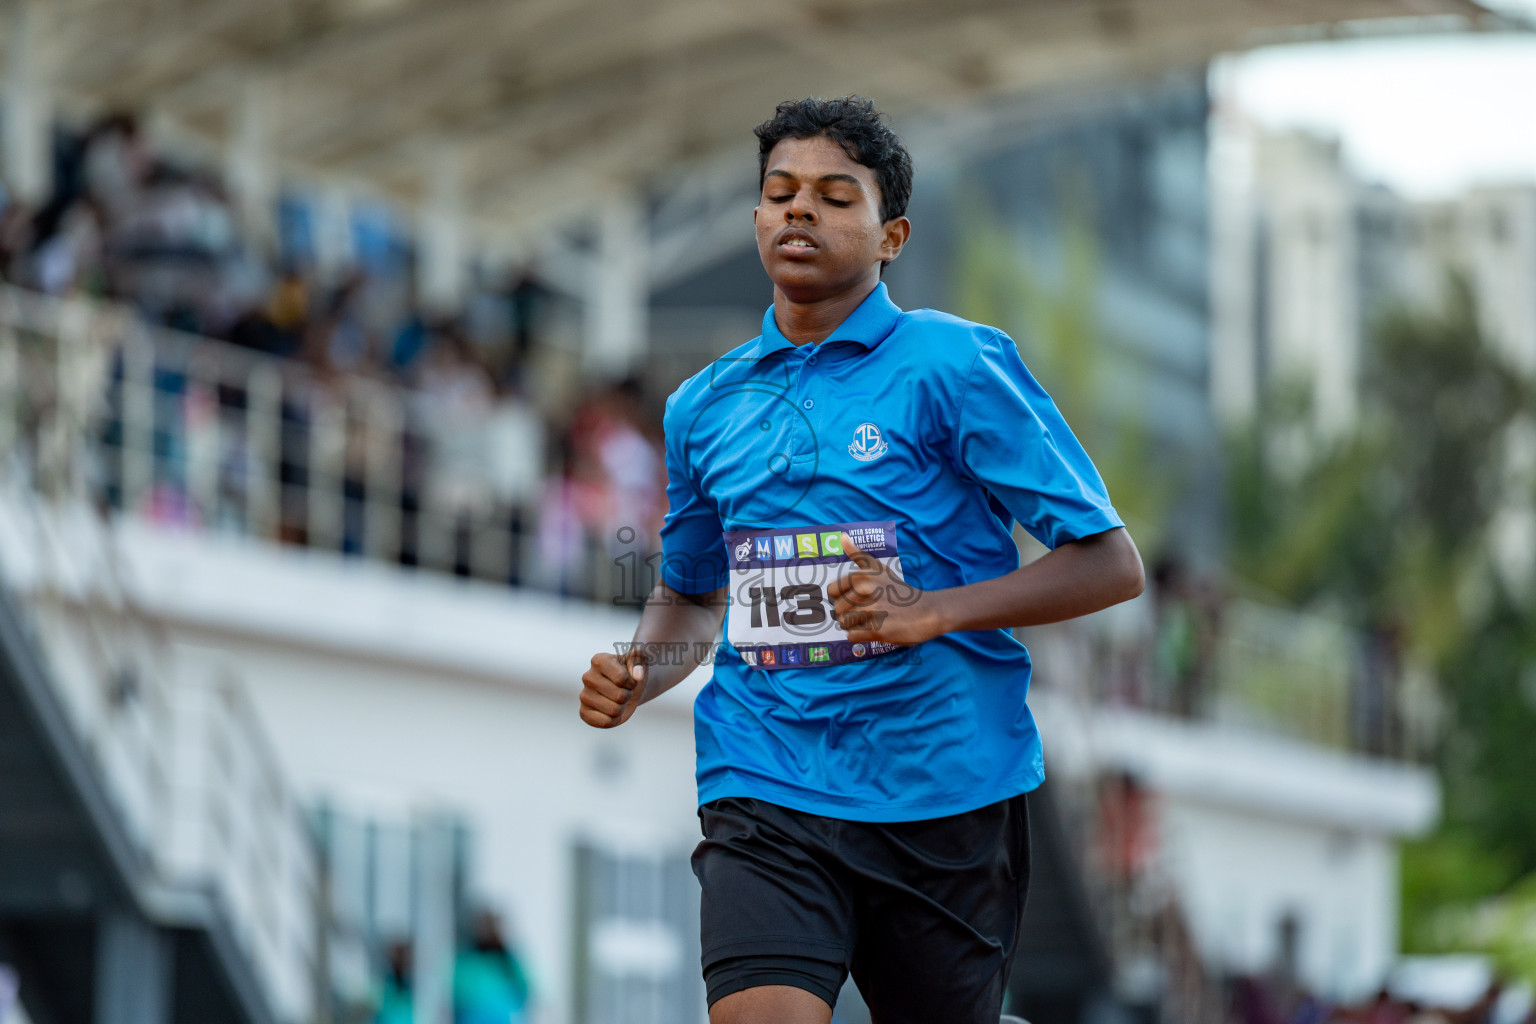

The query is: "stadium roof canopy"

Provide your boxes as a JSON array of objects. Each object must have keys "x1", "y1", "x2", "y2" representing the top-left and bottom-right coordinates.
[{"x1": 23, "y1": 0, "x2": 1494, "y2": 237}]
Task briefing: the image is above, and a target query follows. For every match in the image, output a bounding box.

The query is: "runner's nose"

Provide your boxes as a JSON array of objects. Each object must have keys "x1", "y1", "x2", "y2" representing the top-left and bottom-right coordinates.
[{"x1": 786, "y1": 190, "x2": 816, "y2": 223}]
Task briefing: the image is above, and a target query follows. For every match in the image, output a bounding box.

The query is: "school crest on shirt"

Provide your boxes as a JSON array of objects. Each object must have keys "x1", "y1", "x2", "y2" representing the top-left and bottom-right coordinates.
[{"x1": 848, "y1": 422, "x2": 889, "y2": 462}]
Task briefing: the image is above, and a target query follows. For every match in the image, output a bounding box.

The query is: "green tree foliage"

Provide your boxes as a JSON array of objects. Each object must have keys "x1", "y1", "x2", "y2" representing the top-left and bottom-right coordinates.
[
  {"x1": 1437, "y1": 593, "x2": 1536, "y2": 876},
  {"x1": 1403, "y1": 833, "x2": 1536, "y2": 978},
  {"x1": 1229, "y1": 277, "x2": 1524, "y2": 648},
  {"x1": 1227, "y1": 274, "x2": 1536, "y2": 967}
]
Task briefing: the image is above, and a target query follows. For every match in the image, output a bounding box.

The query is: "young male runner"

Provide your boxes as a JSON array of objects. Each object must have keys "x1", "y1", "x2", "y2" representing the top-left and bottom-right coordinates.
[{"x1": 578, "y1": 96, "x2": 1144, "y2": 1024}]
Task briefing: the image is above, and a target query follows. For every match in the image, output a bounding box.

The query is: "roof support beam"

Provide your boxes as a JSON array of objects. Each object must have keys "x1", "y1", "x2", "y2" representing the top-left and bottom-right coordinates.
[
  {"x1": 94, "y1": 910, "x2": 172, "y2": 1024},
  {"x1": 417, "y1": 148, "x2": 469, "y2": 314},
  {"x1": 585, "y1": 195, "x2": 649, "y2": 377},
  {"x1": 225, "y1": 79, "x2": 278, "y2": 248},
  {"x1": 20, "y1": 0, "x2": 1491, "y2": 250},
  {"x1": 3, "y1": 0, "x2": 55, "y2": 204}
]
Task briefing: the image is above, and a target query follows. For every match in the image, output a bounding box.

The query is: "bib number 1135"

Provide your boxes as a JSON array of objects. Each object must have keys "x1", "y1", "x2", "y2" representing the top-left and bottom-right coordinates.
[
  {"x1": 746, "y1": 584, "x2": 828, "y2": 628},
  {"x1": 721, "y1": 520, "x2": 903, "y2": 669}
]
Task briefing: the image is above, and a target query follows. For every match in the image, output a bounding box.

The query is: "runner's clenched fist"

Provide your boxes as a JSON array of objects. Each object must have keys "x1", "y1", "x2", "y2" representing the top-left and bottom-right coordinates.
[
  {"x1": 579, "y1": 650, "x2": 648, "y2": 728},
  {"x1": 826, "y1": 532, "x2": 942, "y2": 646}
]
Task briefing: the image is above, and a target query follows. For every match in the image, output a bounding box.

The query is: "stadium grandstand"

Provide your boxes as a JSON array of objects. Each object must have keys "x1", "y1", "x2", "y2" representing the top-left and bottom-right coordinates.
[{"x1": 0, "y1": 2, "x2": 1501, "y2": 1024}]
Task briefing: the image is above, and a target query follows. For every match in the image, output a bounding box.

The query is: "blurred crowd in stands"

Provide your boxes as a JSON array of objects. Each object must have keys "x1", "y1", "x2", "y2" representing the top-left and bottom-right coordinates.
[
  {"x1": 0, "y1": 112, "x2": 666, "y2": 594},
  {"x1": 372, "y1": 912, "x2": 532, "y2": 1024},
  {"x1": 0, "y1": 113, "x2": 1421, "y2": 762},
  {"x1": 1233, "y1": 969, "x2": 1532, "y2": 1024}
]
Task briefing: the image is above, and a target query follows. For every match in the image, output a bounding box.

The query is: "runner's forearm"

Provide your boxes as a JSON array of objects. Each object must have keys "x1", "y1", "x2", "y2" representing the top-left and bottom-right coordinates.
[
  {"x1": 922, "y1": 527, "x2": 1143, "y2": 634},
  {"x1": 631, "y1": 580, "x2": 728, "y2": 704}
]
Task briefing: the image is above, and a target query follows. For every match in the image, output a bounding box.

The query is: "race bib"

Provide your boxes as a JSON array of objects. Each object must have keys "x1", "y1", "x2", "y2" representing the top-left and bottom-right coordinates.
[{"x1": 722, "y1": 520, "x2": 905, "y2": 669}]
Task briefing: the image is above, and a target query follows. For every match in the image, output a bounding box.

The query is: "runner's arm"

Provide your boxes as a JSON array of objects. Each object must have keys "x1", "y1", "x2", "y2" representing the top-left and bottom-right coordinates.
[
  {"x1": 832, "y1": 526, "x2": 1143, "y2": 645},
  {"x1": 920, "y1": 525, "x2": 1143, "y2": 633},
  {"x1": 579, "y1": 581, "x2": 727, "y2": 729},
  {"x1": 852, "y1": 329, "x2": 1142, "y2": 642}
]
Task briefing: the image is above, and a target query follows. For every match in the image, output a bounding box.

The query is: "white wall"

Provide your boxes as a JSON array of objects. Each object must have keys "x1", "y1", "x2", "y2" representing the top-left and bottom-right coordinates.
[
  {"x1": 1034, "y1": 696, "x2": 1437, "y2": 1000},
  {"x1": 112, "y1": 523, "x2": 707, "y2": 1024},
  {"x1": 1160, "y1": 798, "x2": 1398, "y2": 997},
  {"x1": 1263, "y1": 134, "x2": 1361, "y2": 435},
  {"x1": 19, "y1": 509, "x2": 1437, "y2": 1017}
]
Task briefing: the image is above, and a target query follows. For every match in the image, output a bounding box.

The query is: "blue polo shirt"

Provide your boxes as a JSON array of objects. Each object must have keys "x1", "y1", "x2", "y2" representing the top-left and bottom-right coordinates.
[{"x1": 660, "y1": 282, "x2": 1122, "y2": 822}]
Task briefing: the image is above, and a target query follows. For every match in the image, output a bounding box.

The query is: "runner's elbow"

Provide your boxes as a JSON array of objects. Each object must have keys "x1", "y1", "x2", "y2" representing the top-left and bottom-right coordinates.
[
  {"x1": 1082, "y1": 527, "x2": 1144, "y2": 605},
  {"x1": 1110, "y1": 529, "x2": 1146, "y2": 602}
]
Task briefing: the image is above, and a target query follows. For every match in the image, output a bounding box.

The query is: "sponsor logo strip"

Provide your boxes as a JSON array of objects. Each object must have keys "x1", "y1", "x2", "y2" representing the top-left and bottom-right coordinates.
[
  {"x1": 723, "y1": 521, "x2": 898, "y2": 569},
  {"x1": 732, "y1": 639, "x2": 904, "y2": 670}
]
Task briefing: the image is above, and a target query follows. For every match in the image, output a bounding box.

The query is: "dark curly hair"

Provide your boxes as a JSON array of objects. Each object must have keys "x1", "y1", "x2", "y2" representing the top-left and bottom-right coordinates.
[{"x1": 754, "y1": 96, "x2": 913, "y2": 224}]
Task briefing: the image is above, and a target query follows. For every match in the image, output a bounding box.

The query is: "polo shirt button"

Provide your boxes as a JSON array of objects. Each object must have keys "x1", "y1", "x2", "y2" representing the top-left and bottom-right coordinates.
[
  {"x1": 803, "y1": 399, "x2": 814, "y2": 409},
  {"x1": 807, "y1": 355, "x2": 818, "y2": 365}
]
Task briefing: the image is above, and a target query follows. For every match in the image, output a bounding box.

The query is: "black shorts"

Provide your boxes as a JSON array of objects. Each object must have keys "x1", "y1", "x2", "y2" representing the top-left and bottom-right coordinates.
[{"x1": 691, "y1": 793, "x2": 1031, "y2": 1023}]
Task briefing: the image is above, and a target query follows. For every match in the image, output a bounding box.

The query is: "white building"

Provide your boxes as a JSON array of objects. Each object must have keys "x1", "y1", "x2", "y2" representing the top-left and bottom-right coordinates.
[
  {"x1": 1210, "y1": 116, "x2": 1536, "y2": 430},
  {"x1": 0, "y1": 484, "x2": 1437, "y2": 1022},
  {"x1": 1040, "y1": 697, "x2": 1436, "y2": 997}
]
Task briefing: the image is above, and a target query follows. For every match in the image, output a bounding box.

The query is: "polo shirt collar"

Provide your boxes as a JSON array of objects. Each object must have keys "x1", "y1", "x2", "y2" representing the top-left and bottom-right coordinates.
[{"x1": 749, "y1": 281, "x2": 902, "y2": 364}]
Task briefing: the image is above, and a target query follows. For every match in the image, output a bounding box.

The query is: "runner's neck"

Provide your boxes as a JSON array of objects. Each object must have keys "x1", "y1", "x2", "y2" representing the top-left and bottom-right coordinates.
[{"x1": 772, "y1": 278, "x2": 879, "y2": 346}]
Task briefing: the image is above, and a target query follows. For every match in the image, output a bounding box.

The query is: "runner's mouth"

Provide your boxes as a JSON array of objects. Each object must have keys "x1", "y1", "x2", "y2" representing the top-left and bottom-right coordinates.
[{"x1": 776, "y1": 230, "x2": 819, "y2": 255}]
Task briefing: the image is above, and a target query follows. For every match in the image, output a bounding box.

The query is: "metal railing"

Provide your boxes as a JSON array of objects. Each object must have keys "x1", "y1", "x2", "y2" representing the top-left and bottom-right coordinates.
[
  {"x1": 1208, "y1": 598, "x2": 1353, "y2": 750},
  {"x1": 0, "y1": 282, "x2": 676, "y2": 1021},
  {"x1": 165, "y1": 669, "x2": 318, "y2": 1021},
  {"x1": 0, "y1": 483, "x2": 319, "y2": 1023},
  {"x1": 1026, "y1": 592, "x2": 1419, "y2": 761},
  {"x1": 1023, "y1": 597, "x2": 1423, "y2": 1020},
  {"x1": 0, "y1": 284, "x2": 638, "y2": 602}
]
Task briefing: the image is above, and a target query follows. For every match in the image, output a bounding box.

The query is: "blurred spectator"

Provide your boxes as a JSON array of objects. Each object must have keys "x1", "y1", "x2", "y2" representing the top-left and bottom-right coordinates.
[
  {"x1": 507, "y1": 268, "x2": 552, "y2": 366},
  {"x1": 1350, "y1": 989, "x2": 1412, "y2": 1024},
  {"x1": 482, "y1": 379, "x2": 545, "y2": 513},
  {"x1": 533, "y1": 434, "x2": 609, "y2": 595},
  {"x1": 226, "y1": 302, "x2": 290, "y2": 357},
  {"x1": 1095, "y1": 771, "x2": 1156, "y2": 885},
  {"x1": 452, "y1": 911, "x2": 531, "y2": 1024},
  {"x1": 417, "y1": 323, "x2": 496, "y2": 522},
  {"x1": 33, "y1": 198, "x2": 104, "y2": 295},
  {"x1": 593, "y1": 377, "x2": 665, "y2": 551},
  {"x1": 0, "y1": 963, "x2": 18, "y2": 1024},
  {"x1": 109, "y1": 163, "x2": 236, "y2": 331},
  {"x1": 1151, "y1": 556, "x2": 1220, "y2": 718},
  {"x1": 0, "y1": 108, "x2": 677, "y2": 600},
  {"x1": 1461, "y1": 982, "x2": 1506, "y2": 1024},
  {"x1": 388, "y1": 303, "x2": 433, "y2": 381},
  {"x1": 0, "y1": 197, "x2": 35, "y2": 275},
  {"x1": 1354, "y1": 619, "x2": 1405, "y2": 757},
  {"x1": 374, "y1": 941, "x2": 413, "y2": 1024},
  {"x1": 267, "y1": 265, "x2": 311, "y2": 352},
  {"x1": 1224, "y1": 956, "x2": 1536, "y2": 1024},
  {"x1": 1409, "y1": 1001, "x2": 1456, "y2": 1024},
  {"x1": 308, "y1": 271, "x2": 375, "y2": 376},
  {"x1": 80, "y1": 112, "x2": 148, "y2": 221}
]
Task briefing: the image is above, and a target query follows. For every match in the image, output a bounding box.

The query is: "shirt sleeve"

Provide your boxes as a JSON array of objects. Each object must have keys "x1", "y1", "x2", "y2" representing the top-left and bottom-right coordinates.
[
  {"x1": 953, "y1": 331, "x2": 1124, "y2": 549},
  {"x1": 658, "y1": 394, "x2": 730, "y2": 594}
]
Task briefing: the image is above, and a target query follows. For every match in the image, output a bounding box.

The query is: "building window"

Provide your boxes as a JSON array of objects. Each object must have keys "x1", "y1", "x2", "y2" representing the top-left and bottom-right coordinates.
[{"x1": 572, "y1": 843, "x2": 704, "y2": 1024}]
